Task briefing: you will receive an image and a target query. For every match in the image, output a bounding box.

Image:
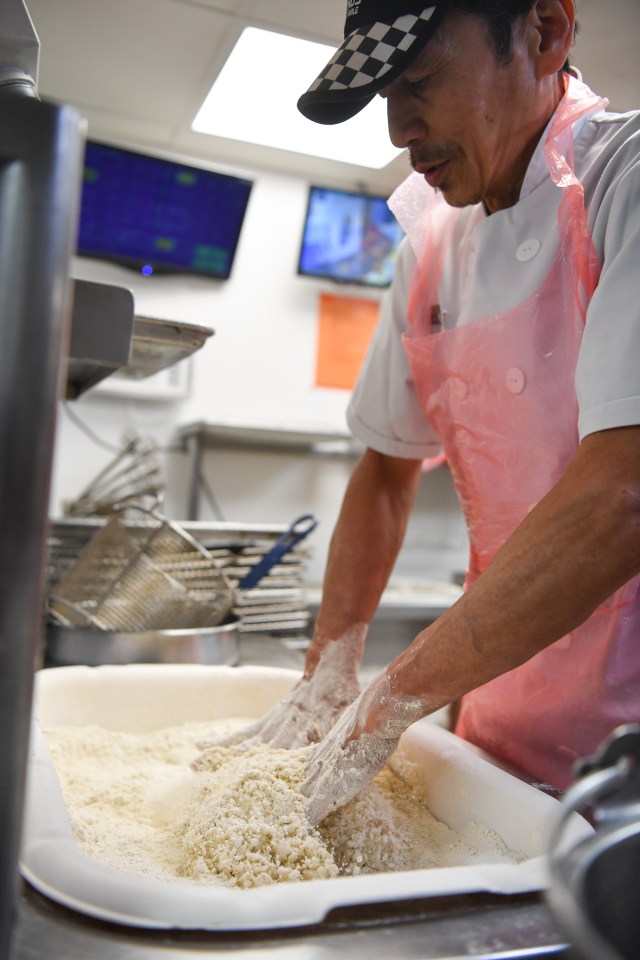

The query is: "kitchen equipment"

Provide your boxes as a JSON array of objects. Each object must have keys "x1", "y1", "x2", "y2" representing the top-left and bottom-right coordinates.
[
  {"x1": 49, "y1": 506, "x2": 236, "y2": 631},
  {"x1": 236, "y1": 514, "x2": 318, "y2": 589},
  {"x1": 21, "y1": 664, "x2": 594, "y2": 933},
  {"x1": 0, "y1": 4, "x2": 86, "y2": 955},
  {"x1": 64, "y1": 279, "x2": 134, "y2": 397},
  {"x1": 121, "y1": 315, "x2": 213, "y2": 378},
  {"x1": 64, "y1": 433, "x2": 164, "y2": 517},
  {"x1": 65, "y1": 302, "x2": 214, "y2": 397},
  {"x1": 45, "y1": 616, "x2": 240, "y2": 667},
  {"x1": 547, "y1": 724, "x2": 640, "y2": 960},
  {"x1": 48, "y1": 512, "x2": 317, "y2": 638},
  {"x1": 47, "y1": 519, "x2": 313, "y2": 636}
]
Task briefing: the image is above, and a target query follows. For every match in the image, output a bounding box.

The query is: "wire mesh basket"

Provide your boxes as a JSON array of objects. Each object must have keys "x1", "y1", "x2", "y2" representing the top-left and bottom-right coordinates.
[
  {"x1": 64, "y1": 432, "x2": 164, "y2": 518},
  {"x1": 49, "y1": 506, "x2": 235, "y2": 631}
]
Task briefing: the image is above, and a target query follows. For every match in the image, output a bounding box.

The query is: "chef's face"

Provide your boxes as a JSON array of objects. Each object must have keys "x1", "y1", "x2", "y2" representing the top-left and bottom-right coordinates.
[{"x1": 380, "y1": 11, "x2": 563, "y2": 213}]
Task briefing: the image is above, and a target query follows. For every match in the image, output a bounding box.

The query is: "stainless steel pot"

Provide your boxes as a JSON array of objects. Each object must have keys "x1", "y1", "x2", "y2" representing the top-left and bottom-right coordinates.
[{"x1": 45, "y1": 615, "x2": 240, "y2": 667}]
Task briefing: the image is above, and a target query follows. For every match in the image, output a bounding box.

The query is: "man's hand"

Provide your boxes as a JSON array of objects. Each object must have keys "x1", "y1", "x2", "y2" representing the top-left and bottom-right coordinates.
[
  {"x1": 195, "y1": 626, "x2": 366, "y2": 754},
  {"x1": 302, "y1": 671, "x2": 425, "y2": 825}
]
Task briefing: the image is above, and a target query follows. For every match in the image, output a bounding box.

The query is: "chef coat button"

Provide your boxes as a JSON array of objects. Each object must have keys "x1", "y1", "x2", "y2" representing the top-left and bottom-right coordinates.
[
  {"x1": 516, "y1": 239, "x2": 541, "y2": 262},
  {"x1": 506, "y1": 367, "x2": 526, "y2": 394},
  {"x1": 451, "y1": 378, "x2": 468, "y2": 400}
]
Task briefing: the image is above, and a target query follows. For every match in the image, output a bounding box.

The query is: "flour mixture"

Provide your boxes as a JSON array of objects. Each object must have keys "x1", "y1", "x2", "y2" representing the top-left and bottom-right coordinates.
[{"x1": 45, "y1": 718, "x2": 521, "y2": 889}]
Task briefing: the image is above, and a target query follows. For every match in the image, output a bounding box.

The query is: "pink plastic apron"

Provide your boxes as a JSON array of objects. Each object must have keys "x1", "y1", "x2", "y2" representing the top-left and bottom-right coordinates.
[{"x1": 400, "y1": 79, "x2": 640, "y2": 789}]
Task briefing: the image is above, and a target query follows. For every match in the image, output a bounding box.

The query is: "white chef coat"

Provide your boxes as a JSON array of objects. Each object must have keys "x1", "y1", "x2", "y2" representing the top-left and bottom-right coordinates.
[{"x1": 347, "y1": 96, "x2": 640, "y2": 458}]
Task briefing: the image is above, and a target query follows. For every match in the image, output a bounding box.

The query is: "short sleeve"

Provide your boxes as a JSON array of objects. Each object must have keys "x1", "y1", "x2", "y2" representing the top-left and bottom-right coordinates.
[
  {"x1": 347, "y1": 238, "x2": 442, "y2": 458},
  {"x1": 576, "y1": 114, "x2": 640, "y2": 440}
]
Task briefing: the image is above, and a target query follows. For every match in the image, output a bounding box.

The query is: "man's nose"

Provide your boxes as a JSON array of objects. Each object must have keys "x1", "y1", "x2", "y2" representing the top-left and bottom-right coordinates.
[{"x1": 385, "y1": 93, "x2": 428, "y2": 149}]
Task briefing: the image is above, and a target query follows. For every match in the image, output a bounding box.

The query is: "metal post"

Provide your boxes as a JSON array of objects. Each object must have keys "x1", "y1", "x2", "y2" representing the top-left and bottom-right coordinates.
[
  {"x1": 0, "y1": 91, "x2": 84, "y2": 957},
  {"x1": 186, "y1": 431, "x2": 203, "y2": 520}
]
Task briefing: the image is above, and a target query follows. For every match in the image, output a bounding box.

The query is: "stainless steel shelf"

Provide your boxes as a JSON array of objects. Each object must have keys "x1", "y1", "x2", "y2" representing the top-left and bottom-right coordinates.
[
  {"x1": 178, "y1": 421, "x2": 364, "y2": 521},
  {"x1": 178, "y1": 420, "x2": 364, "y2": 456},
  {"x1": 65, "y1": 279, "x2": 134, "y2": 397},
  {"x1": 65, "y1": 281, "x2": 214, "y2": 398},
  {"x1": 306, "y1": 581, "x2": 463, "y2": 621}
]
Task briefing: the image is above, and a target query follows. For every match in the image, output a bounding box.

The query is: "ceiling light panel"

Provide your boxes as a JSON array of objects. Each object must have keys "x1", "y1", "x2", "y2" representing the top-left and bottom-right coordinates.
[{"x1": 192, "y1": 27, "x2": 401, "y2": 170}]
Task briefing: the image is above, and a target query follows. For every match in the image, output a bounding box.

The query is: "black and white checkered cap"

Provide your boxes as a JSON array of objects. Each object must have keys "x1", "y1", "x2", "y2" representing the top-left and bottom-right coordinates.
[{"x1": 298, "y1": 1, "x2": 448, "y2": 125}]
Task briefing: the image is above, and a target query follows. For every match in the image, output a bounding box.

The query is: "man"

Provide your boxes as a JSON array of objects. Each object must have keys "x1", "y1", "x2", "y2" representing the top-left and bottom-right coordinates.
[{"x1": 223, "y1": 0, "x2": 640, "y2": 825}]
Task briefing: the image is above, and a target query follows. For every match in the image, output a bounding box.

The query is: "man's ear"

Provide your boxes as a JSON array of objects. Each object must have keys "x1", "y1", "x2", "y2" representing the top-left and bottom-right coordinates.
[{"x1": 527, "y1": 0, "x2": 575, "y2": 78}]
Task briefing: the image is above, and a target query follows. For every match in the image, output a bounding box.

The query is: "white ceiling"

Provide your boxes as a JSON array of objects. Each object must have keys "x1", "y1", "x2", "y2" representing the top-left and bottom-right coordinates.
[{"x1": 26, "y1": 0, "x2": 640, "y2": 196}]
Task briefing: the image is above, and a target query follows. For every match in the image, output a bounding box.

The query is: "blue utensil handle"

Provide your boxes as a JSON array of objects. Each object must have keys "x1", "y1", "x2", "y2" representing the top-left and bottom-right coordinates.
[{"x1": 238, "y1": 514, "x2": 318, "y2": 589}]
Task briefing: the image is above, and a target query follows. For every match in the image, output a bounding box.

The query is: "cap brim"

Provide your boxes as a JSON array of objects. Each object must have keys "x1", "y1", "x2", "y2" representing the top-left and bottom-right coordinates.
[
  {"x1": 297, "y1": 89, "x2": 377, "y2": 126},
  {"x1": 297, "y1": 5, "x2": 445, "y2": 126}
]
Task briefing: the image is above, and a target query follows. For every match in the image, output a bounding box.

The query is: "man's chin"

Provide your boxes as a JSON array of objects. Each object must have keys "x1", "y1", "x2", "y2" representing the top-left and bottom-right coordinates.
[
  {"x1": 438, "y1": 183, "x2": 480, "y2": 209},
  {"x1": 438, "y1": 187, "x2": 466, "y2": 208}
]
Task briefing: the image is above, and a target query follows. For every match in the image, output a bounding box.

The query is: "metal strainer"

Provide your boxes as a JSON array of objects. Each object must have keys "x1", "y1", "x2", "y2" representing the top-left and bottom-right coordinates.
[
  {"x1": 64, "y1": 432, "x2": 164, "y2": 518},
  {"x1": 49, "y1": 506, "x2": 235, "y2": 631}
]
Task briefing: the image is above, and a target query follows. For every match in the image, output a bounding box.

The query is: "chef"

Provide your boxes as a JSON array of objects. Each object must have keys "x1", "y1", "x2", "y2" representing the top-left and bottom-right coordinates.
[{"x1": 224, "y1": 0, "x2": 640, "y2": 824}]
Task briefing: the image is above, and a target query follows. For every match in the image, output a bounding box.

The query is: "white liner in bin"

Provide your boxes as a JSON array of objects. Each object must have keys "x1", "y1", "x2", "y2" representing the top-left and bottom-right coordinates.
[{"x1": 21, "y1": 664, "x2": 592, "y2": 931}]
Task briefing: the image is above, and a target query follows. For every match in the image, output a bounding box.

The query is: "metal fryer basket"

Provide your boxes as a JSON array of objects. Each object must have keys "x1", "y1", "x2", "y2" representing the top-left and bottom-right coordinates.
[{"x1": 49, "y1": 507, "x2": 235, "y2": 631}]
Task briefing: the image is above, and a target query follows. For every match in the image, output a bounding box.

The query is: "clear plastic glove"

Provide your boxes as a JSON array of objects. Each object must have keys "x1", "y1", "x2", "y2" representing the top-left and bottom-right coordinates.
[
  {"x1": 195, "y1": 624, "x2": 366, "y2": 754},
  {"x1": 302, "y1": 670, "x2": 425, "y2": 825}
]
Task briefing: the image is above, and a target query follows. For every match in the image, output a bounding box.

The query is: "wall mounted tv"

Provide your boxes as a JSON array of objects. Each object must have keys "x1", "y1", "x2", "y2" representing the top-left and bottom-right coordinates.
[
  {"x1": 297, "y1": 185, "x2": 405, "y2": 289},
  {"x1": 76, "y1": 140, "x2": 253, "y2": 280}
]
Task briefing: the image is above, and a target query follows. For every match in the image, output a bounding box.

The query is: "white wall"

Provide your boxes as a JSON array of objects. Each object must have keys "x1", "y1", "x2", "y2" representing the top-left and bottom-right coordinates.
[{"x1": 51, "y1": 163, "x2": 469, "y2": 586}]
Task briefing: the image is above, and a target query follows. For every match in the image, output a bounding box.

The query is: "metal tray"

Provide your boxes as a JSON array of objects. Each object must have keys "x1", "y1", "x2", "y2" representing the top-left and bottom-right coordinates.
[{"x1": 119, "y1": 316, "x2": 214, "y2": 379}]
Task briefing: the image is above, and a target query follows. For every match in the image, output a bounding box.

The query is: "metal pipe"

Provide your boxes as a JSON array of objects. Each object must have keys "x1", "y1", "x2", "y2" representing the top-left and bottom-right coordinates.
[
  {"x1": 0, "y1": 89, "x2": 84, "y2": 958},
  {"x1": 0, "y1": 0, "x2": 40, "y2": 96}
]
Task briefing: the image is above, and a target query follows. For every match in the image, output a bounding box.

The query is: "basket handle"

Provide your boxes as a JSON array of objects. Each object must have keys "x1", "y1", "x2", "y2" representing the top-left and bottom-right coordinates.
[{"x1": 238, "y1": 514, "x2": 318, "y2": 590}]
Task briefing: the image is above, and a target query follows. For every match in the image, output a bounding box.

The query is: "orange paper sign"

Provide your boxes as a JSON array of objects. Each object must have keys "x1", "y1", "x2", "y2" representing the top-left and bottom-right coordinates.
[{"x1": 315, "y1": 293, "x2": 380, "y2": 390}]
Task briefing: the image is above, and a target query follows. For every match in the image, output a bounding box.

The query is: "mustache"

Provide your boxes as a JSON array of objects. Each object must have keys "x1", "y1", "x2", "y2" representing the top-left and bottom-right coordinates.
[{"x1": 409, "y1": 146, "x2": 459, "y2": 170}]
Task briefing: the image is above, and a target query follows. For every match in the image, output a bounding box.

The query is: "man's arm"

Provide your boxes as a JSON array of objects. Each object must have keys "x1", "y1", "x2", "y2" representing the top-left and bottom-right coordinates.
[
  {"x1": 383, "y1": 425, "x2": 640, "y2": 711},
  {"x1": 304, "y1": 425, "x2": 640, "y2": 821},
  {"x1": 305, "y1": 447, "x2": 423, "y2": 673},
  {"x1": 197, "y1": 447, "x2": 422, "y2": 752}
]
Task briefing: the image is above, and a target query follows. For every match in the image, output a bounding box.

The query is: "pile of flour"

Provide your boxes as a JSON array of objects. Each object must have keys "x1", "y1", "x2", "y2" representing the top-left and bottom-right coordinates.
[{"x1": 45, "y1": 718, "x2": 521, "y2": 889}]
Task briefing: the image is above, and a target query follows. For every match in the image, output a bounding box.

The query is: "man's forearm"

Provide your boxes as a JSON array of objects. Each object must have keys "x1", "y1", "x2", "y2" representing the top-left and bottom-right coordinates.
[
  {"x1": 309, "y1": 448, "x2": 423, "y2": 669},
  {"x1": 378, "y1": 426, "x2": 640, "y2": 725}
]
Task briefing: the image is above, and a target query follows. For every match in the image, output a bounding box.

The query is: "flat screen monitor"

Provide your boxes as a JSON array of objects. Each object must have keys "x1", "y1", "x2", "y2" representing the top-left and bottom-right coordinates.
[
  {"x1": 77, "y1": 141, "x2": 253, "y2": 280},
  {"x1": 297, "y1": 185, "x2": 404, "y2": 288}
]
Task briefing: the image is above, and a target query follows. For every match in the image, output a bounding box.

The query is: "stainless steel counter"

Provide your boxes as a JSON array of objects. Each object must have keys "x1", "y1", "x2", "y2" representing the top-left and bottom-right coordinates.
[
  {"x1": 305, "y1": 581, "x2": 464, "y2": 623},
  {"x1": 13, "y1": 882, "x2": 572, "y2": 960}
]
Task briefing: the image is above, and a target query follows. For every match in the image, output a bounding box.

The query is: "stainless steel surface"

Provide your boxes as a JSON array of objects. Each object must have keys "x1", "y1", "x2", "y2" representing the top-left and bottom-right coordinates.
[
  {"x1": 306, "y1": 581, "x2": 463, "y2": 623},
  {"x1": 0, "y1": 0, "x2": 39, "y2": 94},
  {"x1": 45, "y1": 616, "x2": 240, "y2": 667},
  {"x1": 47, "y1": 518, "x2": 294, "y2": 585},
  {"x1": 65, "y1": 302, "x2": 213, "y2": 396},
  {"x1": 65, "y1": 278, "x2": 134, "y2": 397},
  {"x1": 185, "y1": 430, "x2": 204, "y2": 522},
  {"x1": 0, "y1": 85, "x2": 84, "y2": 958},
  {"x1": 50, "y1": 508, "x2": 235, "y2": 631},
  {"x1": 121, "y1": 316, "x2": 214, "y2": 379},
  {"x1": 13, "y1": 882, "x2": 570, "y2": 959},
  {"x1": 47, "y1": 518, "x2": 313, "y2": 635},
  {"x1": 179, "y1": 420, "x2": 364, "y2": 454},
  {"x1": 179, "y1": 421, "x2": 363, "y2": 522}
]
